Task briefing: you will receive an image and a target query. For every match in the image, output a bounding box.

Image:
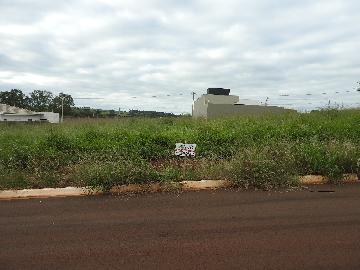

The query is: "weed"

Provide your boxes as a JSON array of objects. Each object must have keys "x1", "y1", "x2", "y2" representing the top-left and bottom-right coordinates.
[{"x1": 0, "y1": 109, "x2": 359, "y2": 190}]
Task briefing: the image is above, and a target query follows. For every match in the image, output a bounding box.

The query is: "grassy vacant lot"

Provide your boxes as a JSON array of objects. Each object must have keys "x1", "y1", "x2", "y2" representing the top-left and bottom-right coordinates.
[{"x1": 1, "y1": 109, "x2": 359, "y2": 190}]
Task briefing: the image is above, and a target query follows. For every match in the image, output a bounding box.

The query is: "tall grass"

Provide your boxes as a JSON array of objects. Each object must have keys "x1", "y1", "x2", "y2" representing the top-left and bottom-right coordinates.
[{"x1": 0, "y1": 109, "x2": 359, "y2": 190}]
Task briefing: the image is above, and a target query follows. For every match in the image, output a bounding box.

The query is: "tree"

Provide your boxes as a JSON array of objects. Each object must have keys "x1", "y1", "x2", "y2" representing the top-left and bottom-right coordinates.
[
  {"x1": 0, "y1": 89, "x2": 29, "y2": 108},
  {"x1": 52, "y1": 92, "x2": 75, "y2": 115},
  {"x1": 28, "y1": 90, "x2": 54, "y2": 111}
]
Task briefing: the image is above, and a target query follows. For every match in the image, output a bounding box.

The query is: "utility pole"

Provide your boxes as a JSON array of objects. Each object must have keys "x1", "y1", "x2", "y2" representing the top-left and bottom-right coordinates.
[
  {"x1": 61, "y1": 97, "x2": 64, "y2": 123},
  {"x1": 59, "y1": 97, "x2": 102, "y2": 123},
  {"x1": 191, "y1": 91, "x2": 197, "y2": 117},
  {"x1": 191, "y1": 92, "x2": 197, "y2": 101}
]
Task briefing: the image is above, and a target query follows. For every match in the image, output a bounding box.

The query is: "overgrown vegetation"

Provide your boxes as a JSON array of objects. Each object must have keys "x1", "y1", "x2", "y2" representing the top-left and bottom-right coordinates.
[{"x1": 0, "y1": 109, "x2": 359, "y2": 190}]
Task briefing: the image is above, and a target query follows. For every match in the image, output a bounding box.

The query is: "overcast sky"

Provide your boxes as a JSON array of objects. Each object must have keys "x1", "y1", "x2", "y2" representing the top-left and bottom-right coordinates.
[{"x1": 0, "y1": 0, "x2": 359, "y2": 113}]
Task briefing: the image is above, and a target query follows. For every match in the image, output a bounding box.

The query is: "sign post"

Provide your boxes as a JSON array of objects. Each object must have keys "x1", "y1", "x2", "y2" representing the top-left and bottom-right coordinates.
[
  {"x1": 174, "y1": 143, "x2": 197, "y2": 179},
  {"x1": 174, "y1": 143, "x2": 197, "y2": 157}
]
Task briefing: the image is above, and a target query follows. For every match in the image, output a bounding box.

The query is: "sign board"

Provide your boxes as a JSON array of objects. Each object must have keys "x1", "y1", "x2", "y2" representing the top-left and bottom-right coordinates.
[{"x1": 175, "y1": 143, "x2": 197, "y2": 157}]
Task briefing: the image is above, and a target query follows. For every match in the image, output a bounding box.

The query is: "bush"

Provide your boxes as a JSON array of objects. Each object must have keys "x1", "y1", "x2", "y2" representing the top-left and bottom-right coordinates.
[
  {"x1": 294, "y1": 141, "x2": 360, "y2": 182},
  {"x1": 73, "y1": 158, "x2": 159, "y2": 191},
  {"x1": 228, "y1": 147, "x2": 299, "y2": 190}
]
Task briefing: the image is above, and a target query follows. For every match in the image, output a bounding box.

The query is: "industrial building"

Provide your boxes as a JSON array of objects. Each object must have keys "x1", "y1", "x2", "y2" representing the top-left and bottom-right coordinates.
[
  {"x1": 0, "y1": 104, "x2": 59, "y2": 123},
  {"x1": 192, "y1": 88, "x2": 295, "y2": 119}
]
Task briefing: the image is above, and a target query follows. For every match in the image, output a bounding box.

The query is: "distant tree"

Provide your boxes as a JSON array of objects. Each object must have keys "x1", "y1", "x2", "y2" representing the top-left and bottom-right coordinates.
[
  {"x1": 0, "y1": 89, "x2": 29, "y2": 108},
  {"x1": 28, "y1": 90, "x2": 54, "y2": 111},
  {"x1": 108, "y1": 109, "x2": 117, "y2": 118},
  {"x1": 52, "y1": 92, "x2": 75, "y2": 115},
  {"x1": 128, "y1": 109, "x2": 176, "y2": 117},
  {"x1": 72, "y1": 107, "x2": 92, "y2": 117}
]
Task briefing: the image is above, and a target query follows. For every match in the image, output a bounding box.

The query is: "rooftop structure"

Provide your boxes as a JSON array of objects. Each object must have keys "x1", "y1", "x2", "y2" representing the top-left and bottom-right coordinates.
[{"x1": 207, "y1": 88, "x2": 231, "y2": 96}]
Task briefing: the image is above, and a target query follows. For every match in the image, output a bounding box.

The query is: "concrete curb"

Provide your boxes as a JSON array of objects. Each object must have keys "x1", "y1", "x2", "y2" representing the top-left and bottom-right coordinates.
[
  {"x1": 0, "y1": 174, "x2": 358, "y2": 200},
  {"x1": 109, "y1": 180, "x2": 232, "y2": 194},
  {"x1": 299, "y1": 174, "x2": 359, "y2": 185},
  {"x1": 181, "y1": 180, "x2": 231, "y2": 190},
  {"x1": 0, "y1": 187, "x2": 95, "y2": 200}
]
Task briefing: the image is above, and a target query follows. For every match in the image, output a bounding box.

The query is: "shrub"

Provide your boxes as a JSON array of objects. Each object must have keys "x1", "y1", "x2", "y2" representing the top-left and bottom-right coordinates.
[
  {"x1": 294, "y1": 141, "x2": 360, "y2": 182},
  {"x1": 228, "y1": 147, "x2": 299, "y2": 190},
  {"x1": 73, "y1": 158, "x2": 159, "y2": 191}
]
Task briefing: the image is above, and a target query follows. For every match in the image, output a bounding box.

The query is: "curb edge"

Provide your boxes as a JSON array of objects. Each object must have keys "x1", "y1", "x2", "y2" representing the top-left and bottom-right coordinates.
[{"x1": 1, "y1": 174, "x2": 358, "y2": 200}]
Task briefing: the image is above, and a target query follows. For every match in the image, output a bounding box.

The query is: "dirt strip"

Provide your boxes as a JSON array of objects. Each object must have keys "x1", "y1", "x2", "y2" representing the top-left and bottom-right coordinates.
[{"x1": 0, "y1": 174, "x2": 358, "y2": 200}]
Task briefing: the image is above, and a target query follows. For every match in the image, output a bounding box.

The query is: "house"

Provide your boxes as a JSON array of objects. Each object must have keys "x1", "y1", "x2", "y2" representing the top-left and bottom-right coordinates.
[
  {"x1": 192, "y1": 88, "x2": 295, "y2": 119},
  {"x1": 0, "y1": 104, "x2": 59, "y2": 123}
]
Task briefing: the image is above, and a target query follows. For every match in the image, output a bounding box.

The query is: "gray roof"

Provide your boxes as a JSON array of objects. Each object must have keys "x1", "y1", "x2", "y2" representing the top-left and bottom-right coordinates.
[{"x1": 0, "y1": 104, "x2": 35, "y2": 115}]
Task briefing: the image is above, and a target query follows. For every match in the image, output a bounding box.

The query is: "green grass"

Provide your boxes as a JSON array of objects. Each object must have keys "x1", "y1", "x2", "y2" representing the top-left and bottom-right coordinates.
[{"x1": 0, "y1": 109, "x2": 359, "y2": 190}]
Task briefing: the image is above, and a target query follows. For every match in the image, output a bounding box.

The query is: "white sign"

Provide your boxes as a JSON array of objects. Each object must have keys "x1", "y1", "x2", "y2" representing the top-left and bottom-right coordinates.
[{"x1": 175, "y1": 143, "x2": 197, "y2": 157}]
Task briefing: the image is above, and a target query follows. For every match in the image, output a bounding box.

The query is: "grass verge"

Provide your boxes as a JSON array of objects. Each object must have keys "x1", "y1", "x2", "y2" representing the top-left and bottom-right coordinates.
[{"x1": 1, "y1": 109, "x2": 359, "y2": 190}]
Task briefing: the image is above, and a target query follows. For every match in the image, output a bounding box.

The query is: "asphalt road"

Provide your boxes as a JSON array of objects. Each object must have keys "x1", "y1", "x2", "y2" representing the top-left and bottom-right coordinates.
[{"x1": 1, "y1": 184, "x2": 360, "y2": 270}]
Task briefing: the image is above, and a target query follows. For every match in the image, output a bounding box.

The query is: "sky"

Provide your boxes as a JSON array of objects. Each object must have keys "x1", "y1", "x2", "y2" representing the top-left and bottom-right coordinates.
[{"x1": 0, "y1": 0, "x2": 359, "y2": 113}]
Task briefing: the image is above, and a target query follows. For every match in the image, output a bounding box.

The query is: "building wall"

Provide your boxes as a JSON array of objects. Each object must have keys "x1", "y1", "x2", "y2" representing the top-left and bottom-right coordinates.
[
  {"x1": 193, "y1": 94, "x2": 241, "y2": 118},
  {"x1": 192, "y1": 94, "x2": 295, "y2": 119},
  {"x1": 207, "y1": 104, "x2": 294, "y2": 119},
  {"x1": 0, "y1": 112, "x2": 59, "y2": 123},
  {"x1": 193, "y1": 96, "x2": 208, "y2": 118},
  {"x1": 202, "y1": 94, "x2": 239, "y2": 104},
  {"x1": 0, "y1": 114, "x2": 43, "y2": 122},
  {"x1": 39, "y1": 112, "x2": 60, "y2": 123}
]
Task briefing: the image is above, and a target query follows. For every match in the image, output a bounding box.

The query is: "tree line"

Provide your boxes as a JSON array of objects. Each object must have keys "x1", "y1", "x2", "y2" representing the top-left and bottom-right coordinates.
[
  {"x1": 0, "y1": 89, "x2": 74, "y2": 115},
  {"x1": 0, "y1": 89, "x2": 177, "y2": 118}
]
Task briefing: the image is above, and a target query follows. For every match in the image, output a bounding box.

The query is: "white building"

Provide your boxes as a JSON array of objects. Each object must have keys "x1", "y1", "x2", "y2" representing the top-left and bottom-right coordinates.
[
  {"x1": 193, "y1": 88, "x2": 295, "y2": 119},
  {"x1": 0, "y1": 104, "x2": 59, "y2": 123}
]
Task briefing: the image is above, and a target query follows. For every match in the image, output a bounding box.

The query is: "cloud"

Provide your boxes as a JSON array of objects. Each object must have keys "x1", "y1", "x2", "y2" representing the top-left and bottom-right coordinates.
[{"x1": 0, "y1": 0, "x2": 359, "y2": 113}]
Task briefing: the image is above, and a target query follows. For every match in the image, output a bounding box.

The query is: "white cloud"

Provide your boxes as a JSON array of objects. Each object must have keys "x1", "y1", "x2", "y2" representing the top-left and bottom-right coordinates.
[
  {"x1": 0, "y1": 71, "x2": 67, "y2": 85},
  {"x1": 0, "y1": 0, "x2": 359, "y2": 113}
]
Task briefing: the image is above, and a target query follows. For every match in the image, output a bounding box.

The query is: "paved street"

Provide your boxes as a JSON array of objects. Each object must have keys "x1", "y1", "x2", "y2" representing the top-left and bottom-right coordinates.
[{"x1": 1, "y1": 184, "x2": 360, "y2": 269}]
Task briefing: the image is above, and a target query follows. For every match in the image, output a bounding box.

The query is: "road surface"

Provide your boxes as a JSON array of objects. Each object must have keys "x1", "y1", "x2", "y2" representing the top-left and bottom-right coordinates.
[{"x1": 1, "y1": 184, "x2": 360, "y2": 269}]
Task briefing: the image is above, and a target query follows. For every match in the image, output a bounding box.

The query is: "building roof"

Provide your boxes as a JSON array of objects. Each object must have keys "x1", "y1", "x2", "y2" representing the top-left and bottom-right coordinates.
[{"x1": 0, "y1": 104, "x2": 35, "y2": 115}]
